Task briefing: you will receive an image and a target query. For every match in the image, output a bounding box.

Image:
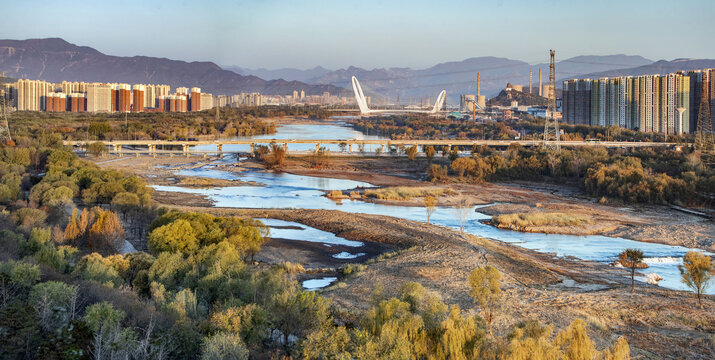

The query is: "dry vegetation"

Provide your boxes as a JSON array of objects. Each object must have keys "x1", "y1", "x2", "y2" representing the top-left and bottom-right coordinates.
[
  {"x1": 364, "y1": 186, "x2": 452, "y2": 200},
  {"x1": 491, "y1": 212, "x2": 593, "y2": 230}
]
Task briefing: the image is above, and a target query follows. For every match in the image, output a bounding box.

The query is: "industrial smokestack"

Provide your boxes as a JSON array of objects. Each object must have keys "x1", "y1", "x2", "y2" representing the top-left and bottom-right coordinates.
[
  {"x1": 477, "y1": 72, "x2": 481, "y2": 97},
  {"x1": 529, "y1": 70, "x2": 533, "y2": 94},
  {"x1": 538, "y1": 68, "x2": 543, "y2": 97}
]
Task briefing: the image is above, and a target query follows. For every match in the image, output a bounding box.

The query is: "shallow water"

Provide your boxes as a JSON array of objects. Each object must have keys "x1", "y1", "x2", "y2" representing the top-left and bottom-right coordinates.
[
  {"x1": 156, "y1": 123, "x2": 713, "y2": 294},
  {"x1": 192, "y1": 122, "x2": 388, "y2": 153},
  {"x1": 257, "y1": 218, "x2": 363, "y2": 247},
  {"x1": 302, "y1": 277, "x2": 338, "y2": 291}
]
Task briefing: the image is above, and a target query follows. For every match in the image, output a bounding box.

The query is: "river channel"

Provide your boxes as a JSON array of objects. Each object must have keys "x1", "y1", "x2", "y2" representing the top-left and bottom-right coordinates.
[{"x1": 154, "y1": 120, "x2": 712, "y2": 294}]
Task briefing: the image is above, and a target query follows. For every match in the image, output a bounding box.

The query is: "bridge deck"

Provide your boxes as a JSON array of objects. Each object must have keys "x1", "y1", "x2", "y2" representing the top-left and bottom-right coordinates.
[{"x1": 64, "y1": 139, "x2": 674, "y2": 148}]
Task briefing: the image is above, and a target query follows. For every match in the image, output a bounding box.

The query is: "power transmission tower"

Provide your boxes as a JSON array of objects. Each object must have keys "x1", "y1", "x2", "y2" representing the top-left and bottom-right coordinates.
[
  {"x1": 543, "y1": 49, "x2": 560, "y2": 152},
  {"x1": 694, "y1": 75, "x2": 713, "y2": 153},
  {"x1": 0, "y1": 73, "x2": 11, "y2": 143}
]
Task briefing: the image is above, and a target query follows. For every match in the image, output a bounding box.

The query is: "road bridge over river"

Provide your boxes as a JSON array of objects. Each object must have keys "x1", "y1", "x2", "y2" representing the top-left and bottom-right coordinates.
[{"x1": 63, "y1": 139, "x2": 677, "y2": 157}]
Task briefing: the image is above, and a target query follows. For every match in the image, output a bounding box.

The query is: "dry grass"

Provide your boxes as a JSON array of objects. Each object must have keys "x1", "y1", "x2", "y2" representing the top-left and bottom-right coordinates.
[
  {"x1": 492, "y1": 212, "x2": 592, "y2": 229},
  {"x1": 364, "y1": 186, "x2": 451, "y2": 201},
  {"x1": 277, "y1": 261, "x2": 305, "y2": 273}
]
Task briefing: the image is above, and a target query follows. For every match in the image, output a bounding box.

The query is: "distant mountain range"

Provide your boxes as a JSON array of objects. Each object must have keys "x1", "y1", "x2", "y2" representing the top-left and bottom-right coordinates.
[
  {"x1": 231, "y1": 55, "x2": 654, "y2": 103},
  {"x1": 2, "y1": 38, "x2": 712, "y2": 104},
  {"x1": 0, "y1": 38, "x2": 348, "y2": 96},
  {"x1": 576, "y1": 58, "x2": 715, "y2": 79}
]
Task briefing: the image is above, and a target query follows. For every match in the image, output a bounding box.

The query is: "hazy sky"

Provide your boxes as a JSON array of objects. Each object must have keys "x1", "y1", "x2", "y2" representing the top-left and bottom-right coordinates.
[{"x1": 1, "y1": 0, "x2": 713, "y2": 70}]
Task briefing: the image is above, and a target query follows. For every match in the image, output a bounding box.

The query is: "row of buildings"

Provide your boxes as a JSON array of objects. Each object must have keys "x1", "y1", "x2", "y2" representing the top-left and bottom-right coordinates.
[
  {"x1": 3, "y1": 80, "x2": 214, "y2": 113},
  {"x1": 562, "y1": 69, "x2": 714, "y2": 134}
]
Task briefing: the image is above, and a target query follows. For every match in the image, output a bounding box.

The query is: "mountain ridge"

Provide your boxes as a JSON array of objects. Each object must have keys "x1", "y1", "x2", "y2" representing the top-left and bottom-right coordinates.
[{"x1": 0, "y1": 38, "x2": 349, "y2": 96}]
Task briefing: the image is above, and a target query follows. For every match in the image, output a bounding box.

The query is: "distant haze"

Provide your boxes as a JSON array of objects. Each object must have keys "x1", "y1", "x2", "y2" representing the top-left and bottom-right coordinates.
[{"x1": 1, "y1": 0, "x2": 713, "y2": 70}]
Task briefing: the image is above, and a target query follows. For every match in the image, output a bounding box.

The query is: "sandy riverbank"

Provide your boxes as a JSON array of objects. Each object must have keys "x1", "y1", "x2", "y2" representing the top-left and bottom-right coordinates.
[{"x1": 95, "y1": 154, "x2": 714, "y2": 252}]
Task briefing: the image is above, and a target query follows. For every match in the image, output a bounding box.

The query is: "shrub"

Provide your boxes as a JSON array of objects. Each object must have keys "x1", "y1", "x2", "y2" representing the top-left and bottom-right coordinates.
[
  {"x1": 428, "y1": 164, "x2": 448, "y2": 182},
  {"x1": 148, "y1": 219, "x2": 199, "y2": 255},
  {"x1": 679, "y1": 251, "x2": 714, "y2": 309},
  {"x1": 365, "y1": 186, "x2": 448, "y2": 201},
  {"x1": 491, "y1": 212, "x2": 592, "y2": 229}
]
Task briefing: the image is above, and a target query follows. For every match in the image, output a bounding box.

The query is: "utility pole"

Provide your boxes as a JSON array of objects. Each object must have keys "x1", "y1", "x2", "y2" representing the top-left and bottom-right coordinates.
[
  {"x1": 694, "y1": 75, "x2": 713, "y2": 153},
  {"x1": 543, "y1": 50, "x2": 560, "y2": 152}
]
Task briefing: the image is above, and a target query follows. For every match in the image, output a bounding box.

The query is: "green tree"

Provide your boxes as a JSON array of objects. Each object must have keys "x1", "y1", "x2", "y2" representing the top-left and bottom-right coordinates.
[
  {"x1": 111, "y1": 192, "x2": 140, "y2": 218},
  {"x1": 201, "y1": 332, "x2": 249, "y2": 360},
  {"x1": 617, "y1": 249, "x2": 646, "y2": 293},
  {"x1": 86, "y1": 142, "x2": 107, "y2": 157},
  {"x1": 83, "y1": 302, "x2": 136, "y2": 360},
  {"x1": 679, "y1": 251, "x2": 714, "y2": 309},
  {"x1": 423, "y1": 195, "x2": 437, "y2": 224},
  {"x1": 0, "y1": 261, "x2": 41, "y2": 308},
  {"x1": 29, "y1": 281, "x2": 78, "y2": 331},
  {"x1": 271, "y1": 290, "x2": 331, "y2": 352},
  {"x1": 301, "y1": 325, "x2": 352, "y2": 360},
  {"x1": 41, "y1": 185, "x2": 74, "y2": 207},
  {"x1": 468, "y1": 266, "x2": 501, "y2": 335},
  {"x1": 148, "y1": 219, "x2": 199, "y2": 255}
]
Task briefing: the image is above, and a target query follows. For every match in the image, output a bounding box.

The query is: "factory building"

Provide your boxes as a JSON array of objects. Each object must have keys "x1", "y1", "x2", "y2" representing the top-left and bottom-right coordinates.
[{"x1": 460, "y1": 94, "x2": 475, "y2": 113}]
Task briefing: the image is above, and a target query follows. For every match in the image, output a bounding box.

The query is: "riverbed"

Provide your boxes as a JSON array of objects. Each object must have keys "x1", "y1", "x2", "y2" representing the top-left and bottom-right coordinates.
[{"x1": 152, "y1": 121, "x2": 712, "y2": 294}]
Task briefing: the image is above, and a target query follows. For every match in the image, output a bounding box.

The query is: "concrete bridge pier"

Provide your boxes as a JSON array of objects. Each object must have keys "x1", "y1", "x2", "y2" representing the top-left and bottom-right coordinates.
[
  {"x1": 348, "y1": 144, "x2": 352, "y2": 153},
  {"x1": 149, "y1": 144, "x2": 157, "y2": 158},
  {"x1": 315, "y1": 143, "x2": 320, "y2": 152},
  {"x1": 250, "y1": 143, "x2": 255, "y2": 153},
  {"x1": 183, "y1": 144, "x2": 190, "y2": 157},
  {"x1": 217, "y1": 144, "x2": 223, "y2": 156},
  {"x1": 283, "y1": 143, "x2": 288, "y2": 152},
  {"x1": 381, "y1": 143, "x2": 386, "y2": 154},
  {"x1": 113, "y1": 144, "x2": 122, "y2": 155}
]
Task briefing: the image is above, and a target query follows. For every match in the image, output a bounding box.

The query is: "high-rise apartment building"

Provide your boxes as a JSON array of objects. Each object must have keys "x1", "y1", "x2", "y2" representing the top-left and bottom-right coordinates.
[
  {"x1": 86, "y1": 83, "x2": 113, "y2": 113},
  {"x1": 16, "y1": 79, "x2": 53, "y2": 111},
  {"x1": 116, "y1": 84, "x2": 131, "y2": 112},
  {"x1": 563, "y1": 71, "x2": 698, "y2": 134},
  {"x1": 190, "y1": 87, "x2": 201, "y2": 111},
  {"x1": 200, "y1": 93, "x2": 213, "y2": 111},
  {"x1": 155, "y1": 84, "x2": 171, "y2": 99},
  {"x1": 68, "y1": 93, "x2": 86, "y2": 112},
  {"x1": 144, "y1": 84, "x2": 156, "y2": 108},
  {"x1": 132, "y1": 85, "x2": 145, "y2": 112}
]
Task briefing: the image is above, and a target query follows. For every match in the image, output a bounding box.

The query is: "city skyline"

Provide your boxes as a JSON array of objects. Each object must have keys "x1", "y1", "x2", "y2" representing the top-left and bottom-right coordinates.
[{"x1": 1, "y1": 0, "x2": 713, "y2": 70}]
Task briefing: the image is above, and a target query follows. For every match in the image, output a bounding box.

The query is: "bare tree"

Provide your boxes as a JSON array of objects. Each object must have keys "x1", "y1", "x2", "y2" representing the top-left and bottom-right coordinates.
[
  {"x1": 454, "y1": 196, "x2": 472, "y2": 234},
  {"x1": 423, "y1": 195, "x2": 437, "y2": 224}
]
